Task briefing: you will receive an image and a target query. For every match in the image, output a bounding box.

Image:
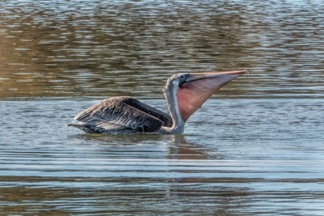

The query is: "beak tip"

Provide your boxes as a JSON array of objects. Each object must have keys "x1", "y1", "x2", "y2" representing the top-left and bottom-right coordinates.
[{"x1": 236, "y1": 70, "x2": 247, "y2": 75}]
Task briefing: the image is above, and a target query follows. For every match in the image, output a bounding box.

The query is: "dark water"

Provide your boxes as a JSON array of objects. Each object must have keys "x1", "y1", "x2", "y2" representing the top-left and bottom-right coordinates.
[{"x1": 1, "y1": 0, "x2": 324, "y2": 215}]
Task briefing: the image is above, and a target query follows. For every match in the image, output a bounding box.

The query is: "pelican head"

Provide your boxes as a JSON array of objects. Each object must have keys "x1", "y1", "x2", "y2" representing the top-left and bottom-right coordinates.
[{"x1": 164, "y1": 70, "x2": 245, "y2": 123}]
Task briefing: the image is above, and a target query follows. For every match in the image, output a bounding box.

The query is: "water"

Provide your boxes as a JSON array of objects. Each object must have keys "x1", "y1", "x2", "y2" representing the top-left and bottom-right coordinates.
[
  {"x1": 1, "y1": 0, "x2": 324, "y2": 215},
  {"x1": 1, "y1": 99, "x2": 324, "y2": 215}
]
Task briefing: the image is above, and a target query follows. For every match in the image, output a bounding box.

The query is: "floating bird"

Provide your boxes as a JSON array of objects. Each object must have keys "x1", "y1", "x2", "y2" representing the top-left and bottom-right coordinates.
[{"x1": 68, "y1": 70, "x2": 245, "y2": 134}]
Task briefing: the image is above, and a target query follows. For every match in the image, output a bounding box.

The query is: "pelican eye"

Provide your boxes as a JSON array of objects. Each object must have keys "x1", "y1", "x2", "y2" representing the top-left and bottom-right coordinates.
[{"x1": 179, "y1": 74, "x2": 188, "y2": 86}]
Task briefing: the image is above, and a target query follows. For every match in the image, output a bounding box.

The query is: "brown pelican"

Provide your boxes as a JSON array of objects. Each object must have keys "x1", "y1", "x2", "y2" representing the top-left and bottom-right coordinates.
[{"x1": 68, "y1": 70, "x2": 245, "y2": 134}]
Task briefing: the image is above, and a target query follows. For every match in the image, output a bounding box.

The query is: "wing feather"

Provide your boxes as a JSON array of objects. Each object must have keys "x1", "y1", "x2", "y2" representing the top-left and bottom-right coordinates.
[
  {"x1": 74, "y1": 96, "x2": 171, "y2": 132},
  {"x1": 122, "y1": 97, "x2": 172, "y2": 127}
]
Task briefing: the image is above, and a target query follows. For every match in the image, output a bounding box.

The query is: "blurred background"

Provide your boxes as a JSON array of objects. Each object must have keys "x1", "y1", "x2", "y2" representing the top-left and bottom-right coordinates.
[{"x1": 1, "y1": 0, "x2": 323, "y2": 99}]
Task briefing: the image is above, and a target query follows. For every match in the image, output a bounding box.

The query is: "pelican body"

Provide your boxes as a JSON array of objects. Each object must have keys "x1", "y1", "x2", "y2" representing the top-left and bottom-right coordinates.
[{"x1": 68, "y1": 71, "x2": 244, "y2": 134}]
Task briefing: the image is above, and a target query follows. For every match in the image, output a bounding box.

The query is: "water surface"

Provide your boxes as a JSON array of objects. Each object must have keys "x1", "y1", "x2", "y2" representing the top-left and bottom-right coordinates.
[{"x1": 1, "y1": 99, "x2": 324, "y2": 215}]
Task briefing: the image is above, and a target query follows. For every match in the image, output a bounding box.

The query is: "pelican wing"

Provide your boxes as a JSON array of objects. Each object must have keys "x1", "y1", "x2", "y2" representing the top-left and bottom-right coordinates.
[
  {"x1": 122, "y1": 97, "x2": 172, "y2": 127},
  {"x1": 68, "y1": 122, "x2": 139, "y2": 134},
  {"x1": 74, "y1": 96, "x2": 171, "y2": 133}
]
